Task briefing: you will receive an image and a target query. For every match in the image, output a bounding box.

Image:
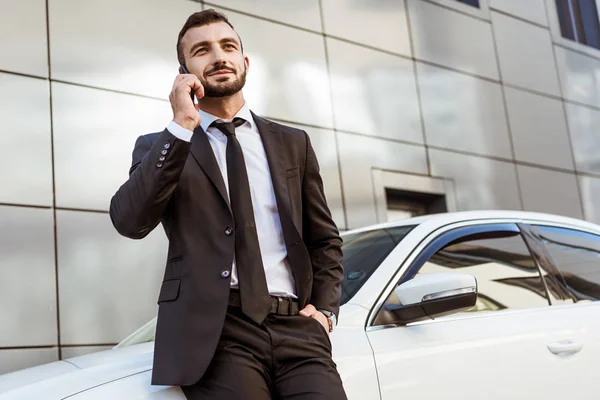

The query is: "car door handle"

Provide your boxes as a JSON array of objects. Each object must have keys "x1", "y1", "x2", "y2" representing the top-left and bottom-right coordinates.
[{"x1": 547, "y1": 340, "x2": 583, "y2": 355}]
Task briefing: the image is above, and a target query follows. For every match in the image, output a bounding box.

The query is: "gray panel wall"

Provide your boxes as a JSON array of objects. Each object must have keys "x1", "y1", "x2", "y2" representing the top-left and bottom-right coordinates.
[{"x1": 1, "y1": 0, "x2": 599, "y2": 373}]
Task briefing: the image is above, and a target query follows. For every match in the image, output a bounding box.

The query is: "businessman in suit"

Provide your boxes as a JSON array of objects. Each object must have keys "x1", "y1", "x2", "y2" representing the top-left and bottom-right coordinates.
[{"x1": 109, "y1": 9, "x2": 346, "y2": 400}]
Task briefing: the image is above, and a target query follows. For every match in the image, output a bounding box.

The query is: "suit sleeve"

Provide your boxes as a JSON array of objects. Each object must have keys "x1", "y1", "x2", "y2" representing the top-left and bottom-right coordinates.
[
  {"x1": 109, "y1": 129, "x2": 191, "y2": 239},
  {"x1": 302, "y1": 131, "x2": 344, "y2": 316}
]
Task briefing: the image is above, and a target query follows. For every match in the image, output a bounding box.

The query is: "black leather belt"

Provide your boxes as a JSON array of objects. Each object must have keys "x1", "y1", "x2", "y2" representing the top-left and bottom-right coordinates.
[{"x1": 228, "y1": 289, "x2": 300, "y2": 316}]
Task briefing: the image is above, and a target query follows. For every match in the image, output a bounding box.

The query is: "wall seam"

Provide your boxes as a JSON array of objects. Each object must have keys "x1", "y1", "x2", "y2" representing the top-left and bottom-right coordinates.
[
  {"x1": 488, "y1": 7, "x2": 549, "y2": 29},
  {"x1": 489, "y1": 9, "x2": 524, "y2": 210},
  {"x1": 318, "y1": 0, "x2": 348, "y2": 230},
  {"x1": 405, "y1": 0, "x2": 431, "y2": 177},
  {"x1": 546, "y1": 0, "x2": 587, "y2": 219},
  {"x1": 45, "y1": 0, "x2": 62, "y2": 361}
]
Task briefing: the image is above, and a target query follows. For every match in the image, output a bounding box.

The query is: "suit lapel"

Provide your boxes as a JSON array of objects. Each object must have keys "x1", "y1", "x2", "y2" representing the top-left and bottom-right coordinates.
[
  {"x1": 253, "y1": 113, "x2": 309, "y2": 304},
  {"x1": 189, "y1": 125, "x2": 231, "y2": 213},
  {"x1": 252, "y1": 112, "x2": 301, "y2": 245},
  {"x1": 188, "y1": 114, "x2": 300, "y2": 244}
]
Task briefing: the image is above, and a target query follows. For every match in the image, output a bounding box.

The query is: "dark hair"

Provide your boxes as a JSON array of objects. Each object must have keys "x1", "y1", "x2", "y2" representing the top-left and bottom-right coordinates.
[{"x1": 176, "y1": 9, "x2": 243, "y2": 66}]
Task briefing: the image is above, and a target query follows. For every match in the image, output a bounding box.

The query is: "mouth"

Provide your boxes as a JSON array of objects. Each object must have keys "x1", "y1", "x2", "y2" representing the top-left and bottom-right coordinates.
[{"x1": 208, "y1": 70, "x2": 234, "y2": 77}]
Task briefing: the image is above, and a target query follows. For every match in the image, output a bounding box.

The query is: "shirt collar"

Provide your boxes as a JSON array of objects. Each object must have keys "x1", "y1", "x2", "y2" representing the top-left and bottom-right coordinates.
[{"x1": 199, "y1": 102, "x2": 253, "y2": 132}]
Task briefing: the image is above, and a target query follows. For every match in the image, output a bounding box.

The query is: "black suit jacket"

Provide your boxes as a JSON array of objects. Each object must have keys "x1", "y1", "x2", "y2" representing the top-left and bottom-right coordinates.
[{"x1": 109, "y1": 112, "x2": 343, "y2": 386}]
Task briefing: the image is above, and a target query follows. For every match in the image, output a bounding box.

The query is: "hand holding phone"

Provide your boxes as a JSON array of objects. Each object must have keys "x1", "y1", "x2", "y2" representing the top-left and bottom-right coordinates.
[
  {"x1": 180, "y1": 65, "x2": 196, "y2": 102},
  {"x1": 169, "y1": 65, "x2": 204, "y2": 131}
]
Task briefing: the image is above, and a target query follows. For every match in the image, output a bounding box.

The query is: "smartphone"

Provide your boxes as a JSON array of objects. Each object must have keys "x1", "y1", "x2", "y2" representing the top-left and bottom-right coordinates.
[{"x1": 180, "y1": 64, "x2": 195, "y2": 102}]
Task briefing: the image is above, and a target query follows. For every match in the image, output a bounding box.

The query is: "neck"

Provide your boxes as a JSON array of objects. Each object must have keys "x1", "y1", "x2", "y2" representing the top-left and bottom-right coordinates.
[{"x1": 198, "y1": 92, "x2": 245, "y2": 119}]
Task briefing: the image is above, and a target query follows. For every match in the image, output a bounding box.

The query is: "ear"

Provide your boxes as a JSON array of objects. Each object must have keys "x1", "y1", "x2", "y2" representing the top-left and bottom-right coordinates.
[{"x1": 244, "y1": 55, "x2": 250, "y2": 73}]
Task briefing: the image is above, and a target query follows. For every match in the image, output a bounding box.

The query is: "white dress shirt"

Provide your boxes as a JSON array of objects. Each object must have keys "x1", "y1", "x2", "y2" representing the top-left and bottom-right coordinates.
[{"x1": 166, "y1": 104, "x2": 297, "y2": 298}]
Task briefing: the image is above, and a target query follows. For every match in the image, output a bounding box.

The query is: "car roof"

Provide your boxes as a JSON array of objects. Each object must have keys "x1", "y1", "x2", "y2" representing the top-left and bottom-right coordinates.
[{"x1": 341, "y1": 210, "x2": 600, "y2": 236}]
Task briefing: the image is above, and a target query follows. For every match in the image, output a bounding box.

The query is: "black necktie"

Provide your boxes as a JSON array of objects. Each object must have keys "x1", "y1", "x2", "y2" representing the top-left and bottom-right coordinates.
[{"x1": 212, "y1": 118, "x2": 271, "y2": 324}]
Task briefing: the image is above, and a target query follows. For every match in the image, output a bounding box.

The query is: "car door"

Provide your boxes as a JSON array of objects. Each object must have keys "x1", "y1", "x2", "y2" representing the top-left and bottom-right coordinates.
[
  {"x1": 366, "y1": 222, "x2": 590, "y2": 400},
  {"x1": 526, "y1": 224, "x2": 600, "y2": 393}
]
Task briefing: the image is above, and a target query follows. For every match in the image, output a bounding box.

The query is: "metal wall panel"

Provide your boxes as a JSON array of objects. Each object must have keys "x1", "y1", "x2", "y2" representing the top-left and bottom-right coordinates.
[
  {"x1": 49, "y1": 0, "x2": 201, "y2": 98},
  {"x1": 504, "y1": 87, "x2": 574, "y2": 170},
  {"x1": 429, "y1": 149, "x2": 522, "y2": 211},
  {"x1": 56, "y1": 210, "x2": 167, "y2": 345},
  {"x1": 418, "y1": 62, "x2": 512, "y2": 158},
  {"x1": 0, "y1": 73, "x2": 52, "y2": 206},
  {"x1": 565, "y1": 102, "x2": 600, "y2": 175},
  {"x1": 321, "y1": 0, "x2": 412, "y2": 56},
  {"x1": 489, "y1": 0, "x2": 548, "y2": 26},
  {"x1": 492, "y1": 12, "x2": 560, "y2": 96},
  {"x1": 408, "y1": 0, "x2": 499, "y2": 80},
  {"x1": 0, "y1": 0, "x2": 48, "y2": 77},
  {"x1": 327, "y1": 38, "x2": 423, "y2": 143},
  {"x1": 51, "y1": 82, "x2": 172, "y2": 211},
  {"x1": 555, "y1": 47, "x2": 600, "y2": 109},
  {"x1": 518, "y1": 165, "x2": 584, "y2": 219},
  {"x1": 0, "y1": 348, "x2": 58, "y2": 375},
  {"x1": 205, "y1": 0, "x2": 322, "y2": 31},
  {"x1": 580, "y1": 175, "x2": 600, "y2": 224},
  {"x1": 0, "y1": 206, "x2": 57, "y2": 347}
]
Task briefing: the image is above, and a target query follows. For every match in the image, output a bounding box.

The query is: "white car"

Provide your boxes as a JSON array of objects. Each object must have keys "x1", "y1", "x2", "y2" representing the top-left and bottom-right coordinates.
[{"x1": 1, "y1": 210, "x2": 599, "y2": 400}]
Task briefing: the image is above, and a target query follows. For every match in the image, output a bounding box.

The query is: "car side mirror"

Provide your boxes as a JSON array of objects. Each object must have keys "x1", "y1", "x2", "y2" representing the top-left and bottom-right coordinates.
[{"x1": 384, "y1": 273, "x2": 477, "y2": 325}]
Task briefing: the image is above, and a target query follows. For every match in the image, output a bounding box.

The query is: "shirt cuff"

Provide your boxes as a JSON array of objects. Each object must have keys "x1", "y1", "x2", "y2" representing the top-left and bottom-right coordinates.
[{"x1": 166, "y1": 120, "x2": 194, "y2": 142}]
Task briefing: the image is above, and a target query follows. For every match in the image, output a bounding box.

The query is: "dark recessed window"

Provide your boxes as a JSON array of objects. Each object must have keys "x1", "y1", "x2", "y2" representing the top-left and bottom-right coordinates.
[
  {"x1": 555, "y1": 0, "x2": 600, "y2": 50},
  {"x1": 456, "y1": 0, "x2": 480, "y2": 7}
]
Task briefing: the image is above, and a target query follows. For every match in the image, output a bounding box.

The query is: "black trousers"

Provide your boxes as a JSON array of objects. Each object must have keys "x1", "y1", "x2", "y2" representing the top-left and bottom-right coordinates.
[{"x1": 181, "y1": 305, "x2": 347, "y2": 399}]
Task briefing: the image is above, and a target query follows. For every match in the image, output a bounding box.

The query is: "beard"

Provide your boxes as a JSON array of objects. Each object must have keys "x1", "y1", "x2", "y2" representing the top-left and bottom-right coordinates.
[{"x1": 202, "y1": 66, "x2": 247, "y2": 98}]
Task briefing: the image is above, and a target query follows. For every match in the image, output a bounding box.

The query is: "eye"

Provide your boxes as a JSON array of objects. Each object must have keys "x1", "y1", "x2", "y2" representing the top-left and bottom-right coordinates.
[
  {"x1": 224, "y1": 43, "x2": 236, "y2": 49},
  {"x1": 193, "y1": 47, "x2": 207, "y2": 56}
]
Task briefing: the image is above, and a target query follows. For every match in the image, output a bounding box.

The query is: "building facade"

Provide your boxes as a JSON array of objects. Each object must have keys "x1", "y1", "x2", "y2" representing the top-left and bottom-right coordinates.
[{"x1": 1, "y1": 0, "x2": 599, "y2": 373}]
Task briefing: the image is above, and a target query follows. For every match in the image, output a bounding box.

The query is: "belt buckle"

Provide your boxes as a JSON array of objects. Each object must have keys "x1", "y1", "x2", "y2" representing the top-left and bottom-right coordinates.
[
  {"x1": 275, "y1": 297, "x2": 282, "y2": 315},
  {"x1": 277, "y1": 297, "x2": 290, "y2": 315}
]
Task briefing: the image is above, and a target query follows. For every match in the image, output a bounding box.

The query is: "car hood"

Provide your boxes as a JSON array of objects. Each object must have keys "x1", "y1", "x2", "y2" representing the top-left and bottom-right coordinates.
[{"x1": 0, "y1": 343, "x2": 154, "y2": 400}]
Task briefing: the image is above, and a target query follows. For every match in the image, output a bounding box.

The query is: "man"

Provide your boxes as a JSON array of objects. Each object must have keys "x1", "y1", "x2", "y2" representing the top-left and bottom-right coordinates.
[{"x1": 109, "y1": 8, "x2": 346, "y2": 400}]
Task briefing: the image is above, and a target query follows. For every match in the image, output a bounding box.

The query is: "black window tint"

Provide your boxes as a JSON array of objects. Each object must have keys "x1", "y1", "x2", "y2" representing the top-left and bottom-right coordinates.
[
  {"x1": 456, "y1": 0, "x2": 480, "y2": 7},
  {"x1": 340, "y1": 225, "x2": 415, "y2": 305},
  {"x1": 555, "y1": 0, "x2": 600, "y2": 50},
  {"x1": 535, "y1": 226, "x2": 600, "y2": 301},
  {"x1": 417, "y1": 230, "x2": 549, "y2": 313}
]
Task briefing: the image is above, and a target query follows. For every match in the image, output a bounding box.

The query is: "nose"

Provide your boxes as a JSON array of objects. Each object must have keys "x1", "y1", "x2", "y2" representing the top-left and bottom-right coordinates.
[
  {"x1": 210, "y1": 45, "x2": 228, "y2": 65},
  {"x1": 213, "y1": 59, "x2": 227, "y2": 69},
  {"x1": 207, "y1": 55, "x2": 228, "y2": 75}
]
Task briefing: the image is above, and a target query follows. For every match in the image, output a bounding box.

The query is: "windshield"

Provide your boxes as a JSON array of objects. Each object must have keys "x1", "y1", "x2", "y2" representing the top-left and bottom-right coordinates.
[
  {"x1": 116, "y1": 224, "x2": 416, "y2": 347},
  {"x1": 340, "y1": 225, "x2": 416, "y2": 305}
]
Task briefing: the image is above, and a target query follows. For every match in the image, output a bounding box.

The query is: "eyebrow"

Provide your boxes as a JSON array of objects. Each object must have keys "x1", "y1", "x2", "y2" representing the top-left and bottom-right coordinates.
[{"x1": 189, "y1": 37, "x2": 240, "y2": 55}]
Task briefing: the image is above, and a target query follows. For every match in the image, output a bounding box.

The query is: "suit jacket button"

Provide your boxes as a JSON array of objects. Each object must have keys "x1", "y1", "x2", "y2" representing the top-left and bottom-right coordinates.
[
  {"x1": 161, "y1": 149, "x2": 168, "y2": 155},
  {"x1": 156, "y1": 162, "x2": 164, "y2": 168},
  {"x1": 221, "y1": 270, "x2": 230, "y2": 278},
  {"x1": 225, "y1": 227, "x2": 233, "y2": 236},
  {"x1": 159, "y1": 155, "x2": 166, "y2": 162},
  {"x1": 163, "y1": 143, "x2": 171, "y2": 149}
]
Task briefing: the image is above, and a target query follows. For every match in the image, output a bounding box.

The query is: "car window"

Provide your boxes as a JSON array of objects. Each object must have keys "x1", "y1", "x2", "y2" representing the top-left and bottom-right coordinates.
[
  {"x1": 534, "y1": 225, "x2": 600, "y2": 301},
  {"x1": 340, "y1": 225, "x2": 416, "y2": 305},
  {"x1": 415, "y1": 231, "x2": 549, "y2": 313},
  {"x1": 373, "y1": 227, "x2": 550, "y2": 326}
]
